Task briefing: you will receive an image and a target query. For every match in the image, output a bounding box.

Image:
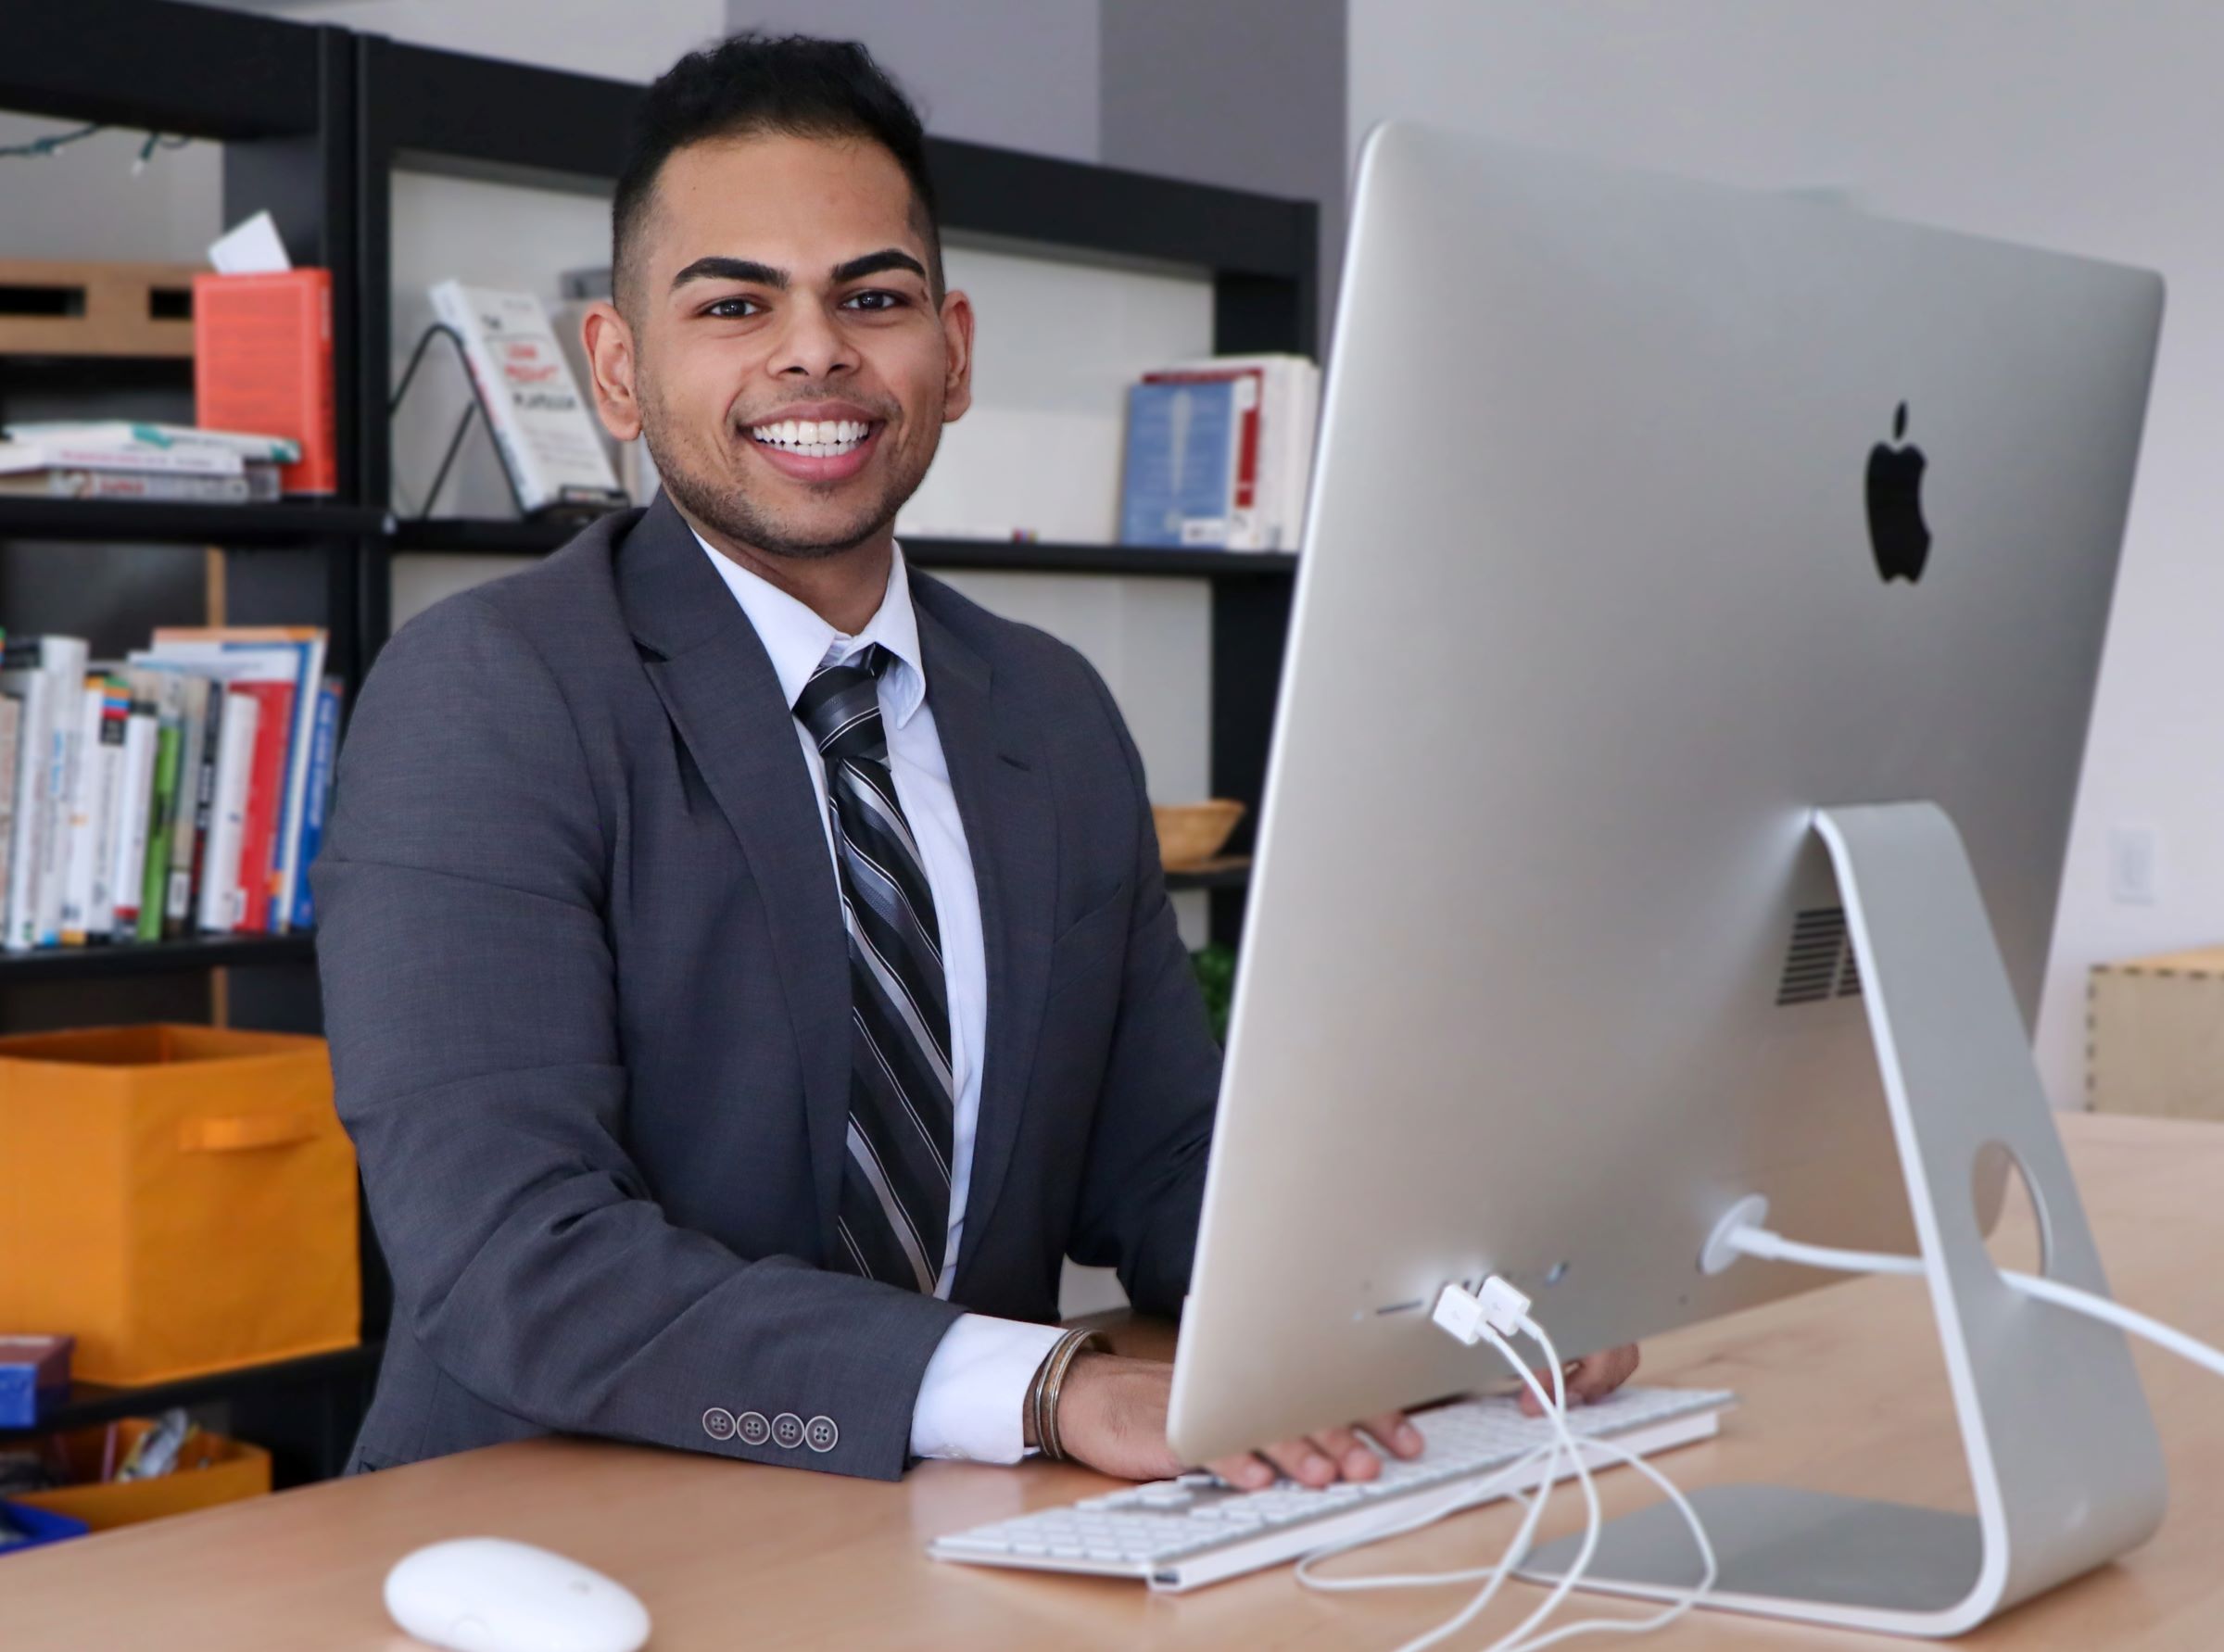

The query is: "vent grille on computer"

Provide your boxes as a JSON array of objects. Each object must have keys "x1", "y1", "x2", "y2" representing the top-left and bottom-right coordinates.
[{"x1": 1776, "y1": 907, "x2": 1864, "y2": 1005}]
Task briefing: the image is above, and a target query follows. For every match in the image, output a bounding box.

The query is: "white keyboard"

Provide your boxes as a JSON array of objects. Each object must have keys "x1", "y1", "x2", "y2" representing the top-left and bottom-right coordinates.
[{"x1": 929, "y1": 1383, "x2": 1735, "y2": 1593}]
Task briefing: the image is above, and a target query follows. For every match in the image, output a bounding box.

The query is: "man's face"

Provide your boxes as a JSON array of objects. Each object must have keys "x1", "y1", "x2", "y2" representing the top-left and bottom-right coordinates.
[{"x1": 589, "y1": 131, "x2": 972, "y2": 561}]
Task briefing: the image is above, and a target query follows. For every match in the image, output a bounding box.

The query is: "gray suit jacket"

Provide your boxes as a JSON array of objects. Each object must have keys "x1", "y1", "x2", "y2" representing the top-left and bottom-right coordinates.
[{"x1": 310, "y1": 492, "x2": 1222, "y2": 1481}]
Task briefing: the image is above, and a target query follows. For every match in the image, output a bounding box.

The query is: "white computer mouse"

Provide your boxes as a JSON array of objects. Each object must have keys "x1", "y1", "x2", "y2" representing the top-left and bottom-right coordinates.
[{"x1": 384, "y1": 1536, "x2": 651, "y2": 1652}]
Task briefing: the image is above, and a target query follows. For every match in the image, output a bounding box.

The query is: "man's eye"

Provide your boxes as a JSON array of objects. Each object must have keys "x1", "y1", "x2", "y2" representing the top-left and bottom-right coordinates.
[
  {"x1": 842, "y1": 290, "x2": 903, "y2": 312},
  {"x1": 704, "y1": 297, "x2": 762, "y2": 319}
]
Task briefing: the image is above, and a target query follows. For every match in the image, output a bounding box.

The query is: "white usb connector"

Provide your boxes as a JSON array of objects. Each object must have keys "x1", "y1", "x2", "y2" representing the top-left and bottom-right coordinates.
[{"x1": 1432, "y1": 1277, "x2": 1535, "y2": 1347}]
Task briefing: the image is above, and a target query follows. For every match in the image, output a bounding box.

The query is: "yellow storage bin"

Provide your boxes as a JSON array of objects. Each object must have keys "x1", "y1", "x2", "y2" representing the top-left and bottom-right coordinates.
[
  {"x1": 0, "y1": 1024, "x2": 359, "y2": 1384},
  {"x1": 14, "y1": 1418, "x2": 272, "y2": 1531}
]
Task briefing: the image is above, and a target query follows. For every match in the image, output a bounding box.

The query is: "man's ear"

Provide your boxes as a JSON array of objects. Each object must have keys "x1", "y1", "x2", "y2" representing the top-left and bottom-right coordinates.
[
  {"x1": 581, "y1": 300, "x2": 643, "y2": 441},
  {"x1": 939, "y1": 288, "x2": 975, "y2": 424}
]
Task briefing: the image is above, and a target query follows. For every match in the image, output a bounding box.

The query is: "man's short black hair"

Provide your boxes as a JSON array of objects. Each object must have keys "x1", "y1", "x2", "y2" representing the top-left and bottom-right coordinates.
[{"x1": 613, "y1": 32, "x2": 942, "y2": 318}]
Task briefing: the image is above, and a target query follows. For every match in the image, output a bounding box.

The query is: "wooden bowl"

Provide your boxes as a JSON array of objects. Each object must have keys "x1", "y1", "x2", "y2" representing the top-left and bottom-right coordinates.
[{"x1": 1152, "y1": 800, "x2": 1246, "y2": 869}]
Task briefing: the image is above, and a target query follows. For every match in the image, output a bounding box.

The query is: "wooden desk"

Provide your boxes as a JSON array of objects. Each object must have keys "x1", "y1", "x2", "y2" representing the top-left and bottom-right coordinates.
[{"x1": 7, "y1": 1113, "x2": 2223, "y2": 1649}]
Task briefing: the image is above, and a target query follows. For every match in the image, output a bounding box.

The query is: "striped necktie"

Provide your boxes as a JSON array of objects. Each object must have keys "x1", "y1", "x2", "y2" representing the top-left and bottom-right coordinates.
[{"x1": 793, "y1": 644, "x2": 954, "y2": 1293}]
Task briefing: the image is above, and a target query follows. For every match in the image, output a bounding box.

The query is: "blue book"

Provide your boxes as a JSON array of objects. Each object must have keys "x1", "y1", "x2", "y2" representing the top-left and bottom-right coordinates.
[
  {"x1": 1118, "y1": 378, "x2": 1240, "y2": 548},
  {"x1": 288, "y1": 679, "x2": 343, "y2": 931}
]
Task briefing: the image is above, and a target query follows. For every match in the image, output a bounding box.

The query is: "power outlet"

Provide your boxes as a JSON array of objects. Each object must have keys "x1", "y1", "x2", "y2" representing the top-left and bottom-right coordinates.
[{"x1": 2109, "y1": 826, "x2": 2159, "y2": 906}]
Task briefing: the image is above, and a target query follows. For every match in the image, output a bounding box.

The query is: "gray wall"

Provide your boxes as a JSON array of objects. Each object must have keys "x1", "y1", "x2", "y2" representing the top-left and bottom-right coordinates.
[
  {"x1": 1100, "y1": 0, "x2": 1346, "y2": 334},
  {"x1": 730, "y1": 0, "x2": 1100, "y2": 164}
]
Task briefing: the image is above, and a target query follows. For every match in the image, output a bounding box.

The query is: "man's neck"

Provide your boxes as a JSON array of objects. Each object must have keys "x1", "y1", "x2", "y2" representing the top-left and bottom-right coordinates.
[{"x1": 678, "y1": 502, "x2": 894, "y2": 636}]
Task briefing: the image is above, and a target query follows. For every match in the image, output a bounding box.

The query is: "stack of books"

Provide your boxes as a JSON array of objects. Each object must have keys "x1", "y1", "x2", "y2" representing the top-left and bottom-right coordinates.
[
  {"x1": 0, "y1": 422, "x2": 302, "y2": 504},
  {"x1": 0, "y1": 627, "x2": 340, "y2": 952},
  {"x1": 1118, "y1": 354, "x2": 1320, "y2": 552}
]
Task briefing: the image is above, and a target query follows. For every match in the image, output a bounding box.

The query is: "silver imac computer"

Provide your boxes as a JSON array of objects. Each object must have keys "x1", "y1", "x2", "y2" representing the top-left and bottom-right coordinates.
[{"x1": 1167, "y1": 121, "x2": 2166, "y2": 1637}]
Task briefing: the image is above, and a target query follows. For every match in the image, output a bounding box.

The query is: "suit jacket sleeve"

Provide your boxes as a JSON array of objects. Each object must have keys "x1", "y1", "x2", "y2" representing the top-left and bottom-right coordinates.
[
  {"x1": 1063, "y1": 660, "x2": 1223, "y2": 1318},
  {"x1": 311, "y1": 594, "x2": 961, "y2": 1481}
]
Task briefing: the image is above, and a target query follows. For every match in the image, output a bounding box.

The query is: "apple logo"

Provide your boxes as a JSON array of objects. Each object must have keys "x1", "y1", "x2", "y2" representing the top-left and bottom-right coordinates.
[{"x1": 1865, "y1": 401, "x2": 1930, "y2": 583}]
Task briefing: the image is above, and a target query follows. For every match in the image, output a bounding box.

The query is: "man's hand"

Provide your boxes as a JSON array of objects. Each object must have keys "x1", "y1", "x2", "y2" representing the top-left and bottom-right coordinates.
[
  {"x1": 1045, "y1": 1352, "x2": 1422, "y2": 1488},
  {"x1": 1045, "y1": 1343, "x2": 1646, "y2": 1482},
  {"x1": 1515, "y1": 1343, "x2": 1641, "y2": 1417}
]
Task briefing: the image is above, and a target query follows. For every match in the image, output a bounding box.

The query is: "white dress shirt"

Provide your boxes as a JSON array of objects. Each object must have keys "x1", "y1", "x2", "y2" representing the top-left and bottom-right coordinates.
[{"x1": 692, "y1": 526, "x2": 1064, "y2": 1462}]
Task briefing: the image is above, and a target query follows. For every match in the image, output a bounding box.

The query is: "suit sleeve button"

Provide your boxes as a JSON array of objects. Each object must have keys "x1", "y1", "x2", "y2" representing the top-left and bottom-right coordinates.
[
  {"x1": 737, "y1": 1411, "x2": 771, "y2": 1446},
  {"x1": 771, "y1": 1413, "x2": 804, "y2": 1449},
  {"x1": 805, "y1": 1416, "x2": 839, "y2": 1453},
  {"x1": 702, "y1": 1407, "x2": 737, "y2": 1442}
]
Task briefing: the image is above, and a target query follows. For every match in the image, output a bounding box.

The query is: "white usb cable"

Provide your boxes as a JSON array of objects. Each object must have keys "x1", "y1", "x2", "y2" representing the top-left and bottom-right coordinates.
[
  {"x1": 1297, "y1": 1277, "x2": 1716, "y2": 1652},
  {"x1": 1719, "y1": 1222, "x2": 2224, "y2": 1380}
]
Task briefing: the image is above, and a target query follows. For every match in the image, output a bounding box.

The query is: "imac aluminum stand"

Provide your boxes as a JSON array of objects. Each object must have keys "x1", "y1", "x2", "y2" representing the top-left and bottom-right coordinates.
[{"x1": 1520, "y1": 802, "x2": 2167, "y2": 1637}]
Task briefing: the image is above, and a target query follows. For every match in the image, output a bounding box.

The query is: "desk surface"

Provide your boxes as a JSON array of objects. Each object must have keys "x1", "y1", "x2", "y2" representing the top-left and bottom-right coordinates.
[{"x1": 8, "y1": 1112, "x2": 2224, "y2": 1650}]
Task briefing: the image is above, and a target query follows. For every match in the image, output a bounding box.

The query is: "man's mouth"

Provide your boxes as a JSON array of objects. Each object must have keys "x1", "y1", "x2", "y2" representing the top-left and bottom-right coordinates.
[
  {"x1": 747, "y1": 417, "x2": 877, "y2": 460},
  {"x1": 738, "y1": 415, "x2": 876, "y2": 482}
]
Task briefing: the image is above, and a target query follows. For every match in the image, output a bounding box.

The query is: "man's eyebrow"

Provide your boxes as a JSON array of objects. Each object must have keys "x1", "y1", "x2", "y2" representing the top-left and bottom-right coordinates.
[
  {"x1": 832, "y1": 248, "x2": 929, "y2": 284},
  {"x1": 669, "y1": 256, "x2": 787, "y2": 293},
  {"x1": 666, "y1": 251, "x2": 927, "y2": 294}
]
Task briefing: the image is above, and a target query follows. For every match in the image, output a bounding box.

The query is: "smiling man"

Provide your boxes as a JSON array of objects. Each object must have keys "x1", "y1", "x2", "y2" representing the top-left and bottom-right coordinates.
[{"x1": 312, "y1": 32, "x2": 1635, "y2": 1493}]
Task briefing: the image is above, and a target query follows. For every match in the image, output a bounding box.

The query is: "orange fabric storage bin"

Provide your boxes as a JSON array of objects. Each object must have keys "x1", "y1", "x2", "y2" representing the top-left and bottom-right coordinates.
[
  {"x1": 0, "y1": 1025, "x2": 359, "y2": 1384},
  {"x1": 14, "y1": 1418, "x2": 271, "y2": 1530}
]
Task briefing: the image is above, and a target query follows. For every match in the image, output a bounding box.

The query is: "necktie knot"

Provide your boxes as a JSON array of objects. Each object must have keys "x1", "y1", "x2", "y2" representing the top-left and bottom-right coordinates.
[{"x1": 794, "y1": 643, "x2": 893, "y2": 765}]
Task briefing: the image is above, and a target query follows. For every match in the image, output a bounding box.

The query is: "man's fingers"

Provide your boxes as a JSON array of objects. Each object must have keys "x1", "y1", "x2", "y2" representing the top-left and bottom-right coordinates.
[
  {"x1": 1512, "y1": 1344, "x2": 1643, "y2": 1415},
  {"x1": 1260, "y1": 1438, "x2": 1338, "y2": 1486},
  {"x1": 1568, "y1": 1343, "x2": 1641, "y2": 1402},
  {"x1": 1206, "y1": 1451, "x2": 1275, "y2": 1491},
  {"x1": 1308, "y1": 1425, "x2": 1381, "y2": 1482},
  {"x1": 1362, "y1": 1413, "x2": 1425, "y2": 1459}
]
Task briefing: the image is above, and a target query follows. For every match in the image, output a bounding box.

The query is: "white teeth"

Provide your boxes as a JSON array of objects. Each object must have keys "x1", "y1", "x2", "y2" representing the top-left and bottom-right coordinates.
[{"x1": 750, "y1": 416, "x2": 872, "y2": 458}]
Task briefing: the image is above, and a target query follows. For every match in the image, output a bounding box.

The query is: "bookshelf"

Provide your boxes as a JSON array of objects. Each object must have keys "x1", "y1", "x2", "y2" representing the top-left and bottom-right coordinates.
[
  {"x1": 0, "y1": 500, "x2": 384, "y2": 547},
  {"x1": 2, "y1": 2, "x2": 1317, "y2": 1485}
]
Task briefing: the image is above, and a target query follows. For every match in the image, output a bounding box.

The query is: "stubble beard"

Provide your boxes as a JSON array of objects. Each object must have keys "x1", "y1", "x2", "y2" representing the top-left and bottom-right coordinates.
[{"x1": 639, "y1": 384, "x2": 937, "y2": 562}]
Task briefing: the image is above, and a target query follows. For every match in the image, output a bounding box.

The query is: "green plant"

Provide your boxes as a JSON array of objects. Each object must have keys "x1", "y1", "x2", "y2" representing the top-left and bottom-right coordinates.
[{"x1": 1191, "y1": 942, "x2": 1237, "y2": 1044}]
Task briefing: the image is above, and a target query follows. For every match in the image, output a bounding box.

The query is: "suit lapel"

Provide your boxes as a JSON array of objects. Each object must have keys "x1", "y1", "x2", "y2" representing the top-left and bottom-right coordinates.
[
  {"x1": 621, "y1": 497, "x2": 851, "y2": 1262},
  {"x1": 914, "y1": 586, "x2": 1057, "y2": 1293}
]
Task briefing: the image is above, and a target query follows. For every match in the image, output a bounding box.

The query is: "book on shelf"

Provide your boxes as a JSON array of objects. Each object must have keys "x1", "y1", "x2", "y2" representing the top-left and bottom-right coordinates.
[
  {"x1": 1118, "y1": 353, "x2": 1320, "y2": 552},
  {"x1": 0, "y1": 424, "x2": 288, "y2": 503},
  {"x1": 193, "y1": 269, "x2": 339, "y2": 496},
  {"x1": 428, "y1": 280, "x2": 628, "y2": 517},
  {"x1": 0, "y1": 634, "x2": 90, "y2": 952},
  {"x1": 0, "y1": 627, "x2": 337, "y2": 954},
  {"x1": 0, "y1": 682, "x2": 15, "y2": 931},
  {"x1": 137, "y1": 627, "x2": 328, "y2": 935}
]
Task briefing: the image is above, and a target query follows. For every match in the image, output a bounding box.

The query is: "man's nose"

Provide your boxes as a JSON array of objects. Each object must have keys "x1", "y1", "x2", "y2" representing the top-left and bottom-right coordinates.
[{"x1": 773, "y1": 302, "x2": 856, "y2": 380}]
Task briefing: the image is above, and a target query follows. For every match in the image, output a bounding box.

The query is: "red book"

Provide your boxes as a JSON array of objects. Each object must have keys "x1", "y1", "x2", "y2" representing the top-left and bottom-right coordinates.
[
  {"x1": 225, "y1": 680, "x2": 295, "y2": 935},
  {"x1": 192, "y1": 269, "x2": 338, "y2": 496}
]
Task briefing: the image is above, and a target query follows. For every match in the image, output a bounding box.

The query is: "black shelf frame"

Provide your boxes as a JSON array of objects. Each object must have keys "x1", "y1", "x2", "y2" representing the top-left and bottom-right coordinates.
[
  {"x1": 0, "y1": 499, "x2": 385, "y2": 547},
  {"x1": 0, "y1": 934, "x2": 314, "y2": 985},
  {"x1": 3, "y1": 3, "x2": 1311, "y2": 1489}
]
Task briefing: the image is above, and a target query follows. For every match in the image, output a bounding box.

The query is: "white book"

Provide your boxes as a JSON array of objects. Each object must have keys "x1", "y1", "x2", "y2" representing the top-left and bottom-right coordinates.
[
  {"x1": 428, "y1": 281, "x2": 625, "y2": 515},
  {"x1": 0, "y1": 691, "x2": 19, "y2": 939},
  {"x1": 2, "y1": 421, "x2": 301, "y2": 465},
  {"x1": 61, "y1": 677, "x2": 120, "y2": 945},
  {"x1": 198, "y1": 690, "x2": 260, "y2": 934},
  {"x1": 0, "y1": 637, "x2": 89, "y2": 950},
  {"x1": 1283, "y1": 359, "x2": 1321, "y2": 550},
  {"x1": 0, "y1": 664, "x2": 50, "y2": 952},
  {"x1": 108, "y1": 681, "x2": 161, "y2": 939},
  {"x1": 0, "y1": 437, "x2": 245, "y2": 477}
]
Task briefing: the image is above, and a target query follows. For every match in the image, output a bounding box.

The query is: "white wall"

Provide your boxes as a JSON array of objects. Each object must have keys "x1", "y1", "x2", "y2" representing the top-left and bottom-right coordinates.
[{"x1": 1351, "y1": 0, "x2": 2224, "y2": 1108}]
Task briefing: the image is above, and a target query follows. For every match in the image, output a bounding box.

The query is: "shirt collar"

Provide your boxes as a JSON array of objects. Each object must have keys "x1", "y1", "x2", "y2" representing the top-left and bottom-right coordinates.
[{"x1": 689, "y1": 525, "x2": 927, "y2": 728}]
